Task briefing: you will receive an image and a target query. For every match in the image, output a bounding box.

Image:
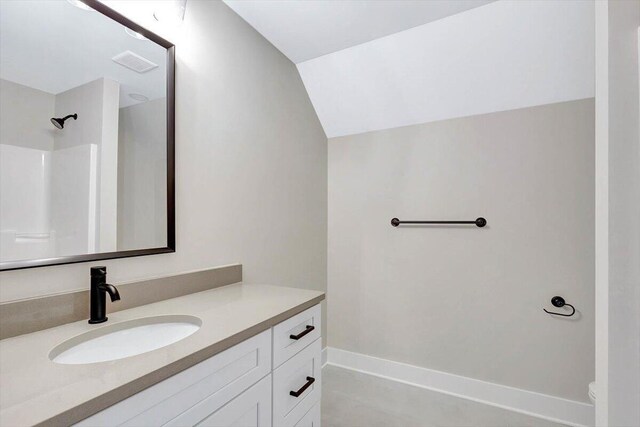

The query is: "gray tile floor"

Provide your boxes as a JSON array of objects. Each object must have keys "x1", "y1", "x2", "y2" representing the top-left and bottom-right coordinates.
[{"x1": 321, "y1": 365, "x2": 566, "y2": 427}]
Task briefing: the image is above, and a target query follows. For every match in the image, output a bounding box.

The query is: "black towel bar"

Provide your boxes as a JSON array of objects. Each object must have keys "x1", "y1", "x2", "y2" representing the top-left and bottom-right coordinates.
[{"x1": 391, "y1": 217, "x2": 487, "y2": 228}]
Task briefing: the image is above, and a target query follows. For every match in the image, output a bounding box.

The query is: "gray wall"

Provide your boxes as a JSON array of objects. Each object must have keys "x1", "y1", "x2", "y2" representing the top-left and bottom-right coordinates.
[
  {"x1": 602, "y1": 1, "x2": 640, "y2": 425},
  {"x1": 0, "y1": 78, "x2": 54, "y2": 151},
  {"x1": 53, "y1": 78, "x2": 120, "y2": 253},
  {"x1": 328, "y1": 99, "x2": 594, "y2": 402},
  {"x1": 117, "y1": 98, "x2": 167, "y2": 251},
  {"x1": 0, "y1": 1, "x2": 327, "y2": 339}
]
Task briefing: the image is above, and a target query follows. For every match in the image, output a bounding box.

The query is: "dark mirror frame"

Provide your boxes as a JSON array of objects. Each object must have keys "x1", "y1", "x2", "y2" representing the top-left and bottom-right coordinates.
[{"x1": 0, "y1": 0, "x2": 176, "y2": 271}]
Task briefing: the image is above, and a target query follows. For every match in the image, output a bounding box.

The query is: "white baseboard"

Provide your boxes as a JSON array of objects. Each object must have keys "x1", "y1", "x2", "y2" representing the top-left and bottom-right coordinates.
[
  {"x1": 321, "y1": 346, "x2": 328, "y2": 367},
  {"x1": 326, "y1": 347, "x2": 594, "y2": 427}
]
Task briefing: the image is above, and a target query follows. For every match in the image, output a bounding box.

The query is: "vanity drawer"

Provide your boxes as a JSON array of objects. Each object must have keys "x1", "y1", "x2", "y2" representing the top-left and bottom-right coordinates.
[
  {"x1": 273, "y1": 304, "x2": 321, "y2": 368},
  {"x1": 272, "y1": 338, "x2": 322, "y2": 427},
  {"x1": 76, "y1": 329, "x2": 271, "y2": 427},
  {"x1": 294, "y1": 401, "x2": 321, "y2": 427},
  {"x1": 168, "y1": 374, "x2": 272, "y2": 427}
]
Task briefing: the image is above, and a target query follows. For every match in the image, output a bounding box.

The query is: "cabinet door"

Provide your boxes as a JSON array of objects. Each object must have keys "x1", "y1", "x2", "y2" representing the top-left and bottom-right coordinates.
[
  {"x1": 194, "y1": 375, "x2": 272, "y2": 427},
  {"x1": 294, "y1": 401, "x2": 321, "y2": 427},
  {"x1": 77, "y1": 330, "x2": 271, "y2": 427}
]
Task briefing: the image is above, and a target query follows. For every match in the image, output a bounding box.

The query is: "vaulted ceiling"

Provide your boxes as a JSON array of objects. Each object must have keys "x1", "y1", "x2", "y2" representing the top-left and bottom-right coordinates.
[
  {"x1": 223, "y1": 0, "x2": 494, "y2": 64},
  {"x1": 225, "y1": 0, "x2": 595, "y2": 138}
]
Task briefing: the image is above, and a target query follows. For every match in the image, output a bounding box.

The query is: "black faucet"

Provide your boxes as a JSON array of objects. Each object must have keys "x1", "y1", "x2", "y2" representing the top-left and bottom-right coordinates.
[{"x1": 89, "y1": 266, "x2": 121, "y2": 324}]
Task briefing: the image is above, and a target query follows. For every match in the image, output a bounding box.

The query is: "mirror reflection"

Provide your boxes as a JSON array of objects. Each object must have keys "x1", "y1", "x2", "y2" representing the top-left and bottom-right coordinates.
[{"x1": 0, "y1": 0, "x2": 170, "y2": 266}]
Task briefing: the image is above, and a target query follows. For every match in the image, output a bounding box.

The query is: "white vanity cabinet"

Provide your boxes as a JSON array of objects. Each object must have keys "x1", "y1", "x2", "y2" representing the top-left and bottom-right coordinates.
[{"x1": 76, "y1": 304, "x2": 322, "y2": 427}]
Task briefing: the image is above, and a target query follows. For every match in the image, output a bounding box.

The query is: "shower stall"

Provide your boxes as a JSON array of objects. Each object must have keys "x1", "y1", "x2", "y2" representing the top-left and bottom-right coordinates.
[{"x1": 0, "y1": 142, "x2": 98, "y2": 262}]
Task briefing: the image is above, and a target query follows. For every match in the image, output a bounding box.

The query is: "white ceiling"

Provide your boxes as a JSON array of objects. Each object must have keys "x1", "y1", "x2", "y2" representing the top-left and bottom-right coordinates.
[
  {"x1": 0, "y1": 0, "x2": 167, "y2": 108},
  {"x1": 297, "y1": 0, "x2": 595, "y2": 138},
  {"x1": 223, "y1": 0, "x2": 494, "y2": 64}
]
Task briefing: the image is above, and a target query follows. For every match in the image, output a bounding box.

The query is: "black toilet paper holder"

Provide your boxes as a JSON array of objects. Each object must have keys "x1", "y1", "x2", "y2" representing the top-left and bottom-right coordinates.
[{"x1": 543, "y1": 296, "x2": 575, "y2": 317}]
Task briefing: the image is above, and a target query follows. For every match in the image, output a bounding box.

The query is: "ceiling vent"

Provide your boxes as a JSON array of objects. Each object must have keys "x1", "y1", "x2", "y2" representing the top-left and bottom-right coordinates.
[{"x1": 112, "y1": 51, "x2": 158, "y2": 73}]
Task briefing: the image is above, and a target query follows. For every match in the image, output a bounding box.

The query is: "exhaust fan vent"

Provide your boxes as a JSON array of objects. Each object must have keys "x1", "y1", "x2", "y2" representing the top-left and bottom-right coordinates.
[{"x1": 112, "y1": 51, "x2": 158, "y2": 73}]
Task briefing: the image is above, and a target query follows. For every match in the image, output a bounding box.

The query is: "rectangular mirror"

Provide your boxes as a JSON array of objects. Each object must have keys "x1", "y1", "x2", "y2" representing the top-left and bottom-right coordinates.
[{"x1": 0, "y1": 0, "x2": 175, "y2": 270}]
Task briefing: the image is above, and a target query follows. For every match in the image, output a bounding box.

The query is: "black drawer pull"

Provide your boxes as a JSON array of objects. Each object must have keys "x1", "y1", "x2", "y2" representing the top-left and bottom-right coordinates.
[
  {"x1": 289, "y1": 325, "x2": 314, "y2": 340},
  {"x1": 289, "y1": 376, "x2": 315, "y2": 397}
]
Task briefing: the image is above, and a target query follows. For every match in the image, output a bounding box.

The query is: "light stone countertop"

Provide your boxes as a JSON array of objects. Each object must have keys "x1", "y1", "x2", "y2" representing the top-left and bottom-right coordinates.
[{"x1": 0, "y1": 283, "x2": 325, "y2": 427}]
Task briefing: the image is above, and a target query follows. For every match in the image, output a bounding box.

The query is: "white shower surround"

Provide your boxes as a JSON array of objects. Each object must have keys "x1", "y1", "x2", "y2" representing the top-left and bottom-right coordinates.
[
  {"x1": 0, "y1": 77, "x2": 117, "y2": 263},
  {"x1": 0, "y1": 144, "x2": 98, "y2": 262},
  {"x1": 0, "y1": 145, "x2": 52, "y2": 261}
]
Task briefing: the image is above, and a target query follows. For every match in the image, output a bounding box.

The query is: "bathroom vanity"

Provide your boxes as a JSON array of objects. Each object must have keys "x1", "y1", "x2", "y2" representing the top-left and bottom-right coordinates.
[
  {"x1": 78, "y1": 305, "x2": 322, "y2": 427},
  {"x1": 0, "y1": 282, "x2": 324, "y2": 426}
]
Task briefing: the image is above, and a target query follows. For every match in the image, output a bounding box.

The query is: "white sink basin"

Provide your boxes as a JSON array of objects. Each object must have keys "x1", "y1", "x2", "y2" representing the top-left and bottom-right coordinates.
[{"x1": 49, "y1": 315, "x2": 202, "y2": 365}]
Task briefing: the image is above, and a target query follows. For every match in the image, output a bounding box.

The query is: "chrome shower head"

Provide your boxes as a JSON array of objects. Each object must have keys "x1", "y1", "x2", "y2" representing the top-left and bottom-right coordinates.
[{"x1": 50, "y1": 114, "x2": 78, "y2": 129}]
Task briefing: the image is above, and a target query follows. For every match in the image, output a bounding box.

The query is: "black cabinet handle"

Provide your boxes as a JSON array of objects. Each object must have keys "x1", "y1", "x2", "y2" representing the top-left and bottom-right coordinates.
[
  {"x1": 289, "y1": 325, "x2": 314, "y2": 340},
  {"x1": 289, "y1": 376, "x2": 315, "y2": 397}
]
